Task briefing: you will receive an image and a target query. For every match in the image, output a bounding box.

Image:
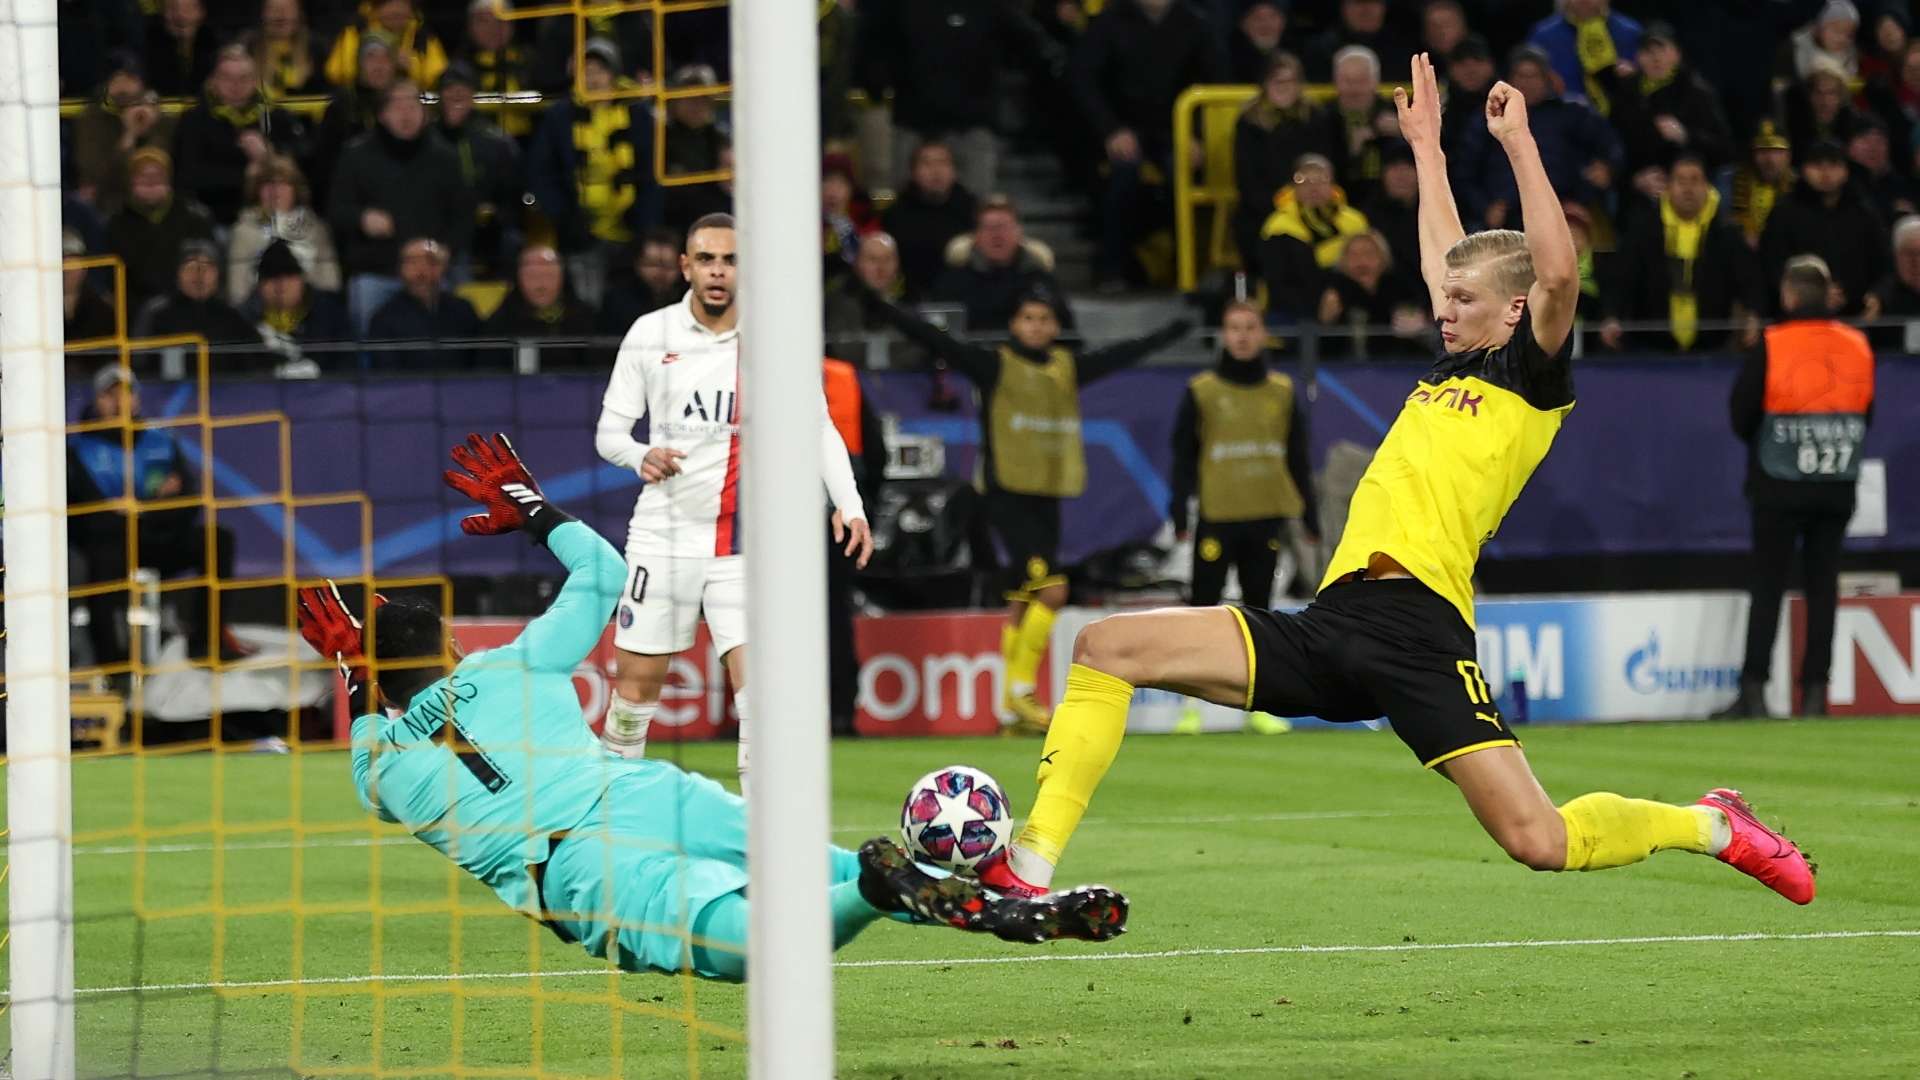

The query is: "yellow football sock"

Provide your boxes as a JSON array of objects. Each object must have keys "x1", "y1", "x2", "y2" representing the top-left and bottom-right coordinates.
[
  {"x1": 1006, "y1": 602, "x2": 1056, "y2": 692},
  {"x1": 1558, "y1": 792, "x2": 1716, "y2": 871},
  {"x1": 1014, "y1": 664, "x2": 1134, "y2": 867},
  {"x1": 999, "y1": 624, "x2": 1018, "y2": 699}
]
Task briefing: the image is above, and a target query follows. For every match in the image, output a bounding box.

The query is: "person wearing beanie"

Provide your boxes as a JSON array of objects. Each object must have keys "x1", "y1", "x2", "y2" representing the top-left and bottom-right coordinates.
[
  {"x1": 245, "y1": 237, "x2": 352, "y2": 371},
  {"x1": 1793, "y1": 0, "x2": 1861, "y2": 79},
  {"x1": 863, "y1": 281, "x2": 1191, "y2": 735},
  {"x1": 134, "y1": 239, "x2": 273, "y2": 373},
  {"x1": 106, "y1": 146, "x2": 218, "y2": 308},
  {"x1": 1759, "y1": 138, "x2": 1889, "y2": 314},
  {"x1": 1596, "y1": 20, "x2": 1736, "y2": 177}
]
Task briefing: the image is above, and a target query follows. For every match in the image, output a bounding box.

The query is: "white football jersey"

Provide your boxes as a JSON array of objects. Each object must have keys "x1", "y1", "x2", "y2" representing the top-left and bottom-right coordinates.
[{"x1": 597, "y1": 292, "x2": 865, "y2": 558}]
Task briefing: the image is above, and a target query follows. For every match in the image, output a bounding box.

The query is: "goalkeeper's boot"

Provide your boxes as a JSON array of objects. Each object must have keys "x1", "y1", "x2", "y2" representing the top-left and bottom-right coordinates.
[
  {"x1": 1695, "y1": 788, "x2": 1816, "y2": 905},
  {"x1": 1245, "y1": 711, "x2": 1291, "y2": 735},
  {"x1": 982, "y1": 884, "x2": 1129, "y2": 944},
  {"x1": 1004, "y1": 691, "x2": 1052, "y2": 736},
  {"x1": 1172, "y1": 704, "x2": 1204, "y2": 734},
  {"x1": 856, "y1": 838, "x2": 990, "y2": 931},
  {"x1": 975, "y1": 848, "x2": 1047, "y2": 899}
]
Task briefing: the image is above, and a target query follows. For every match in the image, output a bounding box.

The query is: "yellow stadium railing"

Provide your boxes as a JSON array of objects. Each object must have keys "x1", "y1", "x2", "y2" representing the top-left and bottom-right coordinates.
[
  {"x1": 1173, "y1": 84, "x2": 1258, "y2": 294},
  {"x1": 1174, "y1": 82, "x2": 1408, "y2": 293},
  {"x1": 0, "y1": 255, "x2": 452, "y2": 760}
]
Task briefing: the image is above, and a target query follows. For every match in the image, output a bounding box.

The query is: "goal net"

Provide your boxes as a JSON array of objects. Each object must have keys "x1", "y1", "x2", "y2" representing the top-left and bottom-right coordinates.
[{"x1": 2, "y1": 0, "x2": 830, "y2": 1075}]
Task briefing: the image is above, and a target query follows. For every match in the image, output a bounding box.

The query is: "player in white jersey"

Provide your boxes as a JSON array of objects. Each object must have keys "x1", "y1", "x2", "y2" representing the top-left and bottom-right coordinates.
[{"x1": 593, "y1": 213, "x2": 873, "y2": 790}]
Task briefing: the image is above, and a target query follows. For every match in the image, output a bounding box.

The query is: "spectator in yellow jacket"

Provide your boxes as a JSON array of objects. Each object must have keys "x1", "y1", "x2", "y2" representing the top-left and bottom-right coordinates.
[{"x1": 325, "y1": 0, "x2": 448, "y2": 89}]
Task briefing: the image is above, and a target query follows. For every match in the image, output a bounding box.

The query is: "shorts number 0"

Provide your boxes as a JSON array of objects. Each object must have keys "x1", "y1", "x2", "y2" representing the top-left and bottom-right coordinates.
[{"x1": 629, "y1": 566, "x2": 649, "y2": 604}]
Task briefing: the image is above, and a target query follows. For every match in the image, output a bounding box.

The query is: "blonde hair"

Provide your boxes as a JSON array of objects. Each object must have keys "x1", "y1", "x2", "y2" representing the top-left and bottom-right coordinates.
[{"x1": 1445, "y1": 230, "x2": 1534, "y2": 296}]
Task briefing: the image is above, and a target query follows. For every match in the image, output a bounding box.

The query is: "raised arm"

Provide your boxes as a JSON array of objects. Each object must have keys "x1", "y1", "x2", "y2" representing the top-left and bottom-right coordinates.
[
  {"x1": 442, "y1": 433, "x2": 625, "y2": 673},
  {"x1": 1077, "y1": 317, "x2": 1193, "y2": 383},
  {"x1": 1393, "y1": 53, "x2": 1467, "y2": 314},
  {"x1": 516, "y1": 519, "x2": 628, "y2": 673},
  {"x1": 1485, "y1": 81, "x2": 1579, "y2": 355},
  {"x1": 864, "y1": 291, "x2": 1002, "y2": 384}
]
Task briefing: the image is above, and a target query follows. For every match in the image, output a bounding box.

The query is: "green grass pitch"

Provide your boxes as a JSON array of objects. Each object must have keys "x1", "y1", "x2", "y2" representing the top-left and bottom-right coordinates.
[{"x1": 5, "y1": 717, "x2": 1918, "y2": 1078}]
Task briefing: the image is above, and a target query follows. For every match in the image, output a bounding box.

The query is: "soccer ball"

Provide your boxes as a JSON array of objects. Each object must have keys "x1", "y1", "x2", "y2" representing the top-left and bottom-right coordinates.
[{"x1": 900, "y1": 765, "x2": 1014, "y2": 874}]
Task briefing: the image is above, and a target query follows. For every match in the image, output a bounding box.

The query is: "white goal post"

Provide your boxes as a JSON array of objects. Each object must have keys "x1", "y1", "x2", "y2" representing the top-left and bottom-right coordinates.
[
  {"x1": 1, "y1": 0, "x2": 78, "y2": 1076},
  {"x1": 732, "y1": 0, "x2": 835, "y2": 1076}
]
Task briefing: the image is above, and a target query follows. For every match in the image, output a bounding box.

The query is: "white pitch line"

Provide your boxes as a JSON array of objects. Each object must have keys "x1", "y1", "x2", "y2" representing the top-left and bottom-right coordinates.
[
  {"x1": 830, "y1": 929, "x2": 1920, "y2": 969},
  {"x1": 63, "y1": 809, "x2": 1441, "y2": 858},
  {"x1": 13, "y1": 929, "x2": 1915, "y2": 1002}
]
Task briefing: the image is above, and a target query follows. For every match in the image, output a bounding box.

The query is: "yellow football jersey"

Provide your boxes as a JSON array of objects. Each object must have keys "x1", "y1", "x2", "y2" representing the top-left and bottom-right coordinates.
[{"x1": 1320, "y1": 311, "x2": 1575, "y2": 629}]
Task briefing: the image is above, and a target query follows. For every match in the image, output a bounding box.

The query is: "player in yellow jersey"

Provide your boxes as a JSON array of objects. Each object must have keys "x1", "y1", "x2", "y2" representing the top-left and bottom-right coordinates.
[{"x1": 977, "y1": 54, "x2": 1816, "y2": 908}]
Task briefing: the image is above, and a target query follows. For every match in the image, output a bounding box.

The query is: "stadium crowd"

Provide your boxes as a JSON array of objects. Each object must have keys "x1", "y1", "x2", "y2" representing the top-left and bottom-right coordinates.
[{"x1": 51, "y1": 0, "x2": 1920, "y2": 374}]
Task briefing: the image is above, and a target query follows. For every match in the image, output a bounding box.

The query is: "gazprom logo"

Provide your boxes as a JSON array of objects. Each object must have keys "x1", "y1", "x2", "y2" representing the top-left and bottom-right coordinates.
[{"x1": 1624, "y1": 632, "x2": 1742, "y2": 695}]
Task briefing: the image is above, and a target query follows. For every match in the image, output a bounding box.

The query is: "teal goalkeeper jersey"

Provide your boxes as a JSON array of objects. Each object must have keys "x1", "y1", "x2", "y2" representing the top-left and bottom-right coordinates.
[{"x1": 349, "y1": 519, "x2": 632, "y2": 917}]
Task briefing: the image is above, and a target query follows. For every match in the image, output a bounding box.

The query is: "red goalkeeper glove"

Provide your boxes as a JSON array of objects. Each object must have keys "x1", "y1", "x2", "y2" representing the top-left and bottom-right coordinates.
[
  {"x1": 442, "y1": 432, "x2": 573, "y2": 542},
  {"x1": 297, "y1": 580, "x2": 384, "y2": 691}
]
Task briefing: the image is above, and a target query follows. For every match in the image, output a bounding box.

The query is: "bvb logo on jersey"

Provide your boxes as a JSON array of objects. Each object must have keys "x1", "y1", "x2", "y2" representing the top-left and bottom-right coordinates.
[{"x1": 1198, "y1": 538, "x2": 1223, "y2": 562}]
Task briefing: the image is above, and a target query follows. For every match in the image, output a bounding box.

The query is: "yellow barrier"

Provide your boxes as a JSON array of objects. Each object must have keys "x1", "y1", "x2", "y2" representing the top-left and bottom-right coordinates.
[
  {"x1": 1173, "y1": 82, "x2": 1407, "y2": 293},
  {"x1": 1172, "y1": 85, "x2": 1258, "y2": 294}
]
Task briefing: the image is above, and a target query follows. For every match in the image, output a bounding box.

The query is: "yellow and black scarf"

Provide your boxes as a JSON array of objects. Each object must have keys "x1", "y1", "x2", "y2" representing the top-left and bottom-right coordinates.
[
  {"x1": 1731, "y1": 167, "x2": 1791, "y2": 244},
  {"x1": 264, "y1": 303, "x2": 307, "y2": 335},
  {"x1": 1660, "y1": 185, "x2": 1721, "y2": 349},
  {"x1": 1574, "y1": 16, "x2": 1619, "y2": 115},
  {"x1": 210, "y1": 95, "x2": 266, "y2": 131}
]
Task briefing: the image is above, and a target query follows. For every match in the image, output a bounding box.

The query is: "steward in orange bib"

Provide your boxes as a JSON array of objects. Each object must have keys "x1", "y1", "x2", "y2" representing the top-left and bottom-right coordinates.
[
  {"x1": 1720, "y1": 255, "x2": 1876, "y2": 719},
  {"x1": 823, "y1": 356, "x2": 887, "y2": 734}
]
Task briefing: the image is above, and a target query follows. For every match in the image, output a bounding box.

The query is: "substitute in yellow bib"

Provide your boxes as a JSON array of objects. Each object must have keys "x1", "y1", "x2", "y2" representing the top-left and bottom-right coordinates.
[
  {"x1": 869, "y1": 286, "x2": 1189, "y2": 734},
  {"x1": 1170, "y1": 299, "x2": 1320, "y2": 610},
  {"x1": 980, "y1": 53, "x2": 1817, "y2": 914}
]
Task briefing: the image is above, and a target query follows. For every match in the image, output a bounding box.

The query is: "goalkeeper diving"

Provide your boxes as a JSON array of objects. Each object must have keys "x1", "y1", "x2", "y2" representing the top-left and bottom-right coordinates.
[{"x1": 301, "y1": 434, "x2": 1127, "y2": 982}]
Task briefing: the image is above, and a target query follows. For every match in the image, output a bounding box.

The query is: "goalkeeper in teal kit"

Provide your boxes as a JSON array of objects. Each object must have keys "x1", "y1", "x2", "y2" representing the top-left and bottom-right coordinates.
[{"x1": 299, "y1": 433, "x2": 1127, "y2": 982}]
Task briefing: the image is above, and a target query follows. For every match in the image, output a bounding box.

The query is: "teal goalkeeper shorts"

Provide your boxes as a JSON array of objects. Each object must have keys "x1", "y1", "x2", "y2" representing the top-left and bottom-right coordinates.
[{"x1": 535, "y1": 764, "x2": 861, "y2": 978}]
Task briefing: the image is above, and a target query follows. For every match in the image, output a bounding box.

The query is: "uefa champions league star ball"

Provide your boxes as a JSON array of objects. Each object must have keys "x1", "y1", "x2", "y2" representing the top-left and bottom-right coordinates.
[{"x1": 900, "y1": 765, "x2": 1014, "y2": 874}]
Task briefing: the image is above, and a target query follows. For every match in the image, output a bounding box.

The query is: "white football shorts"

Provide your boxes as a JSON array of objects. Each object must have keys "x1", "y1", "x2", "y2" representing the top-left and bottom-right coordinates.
[{"x1": 612, "y1": 553, "x2": 746, "y2": 657}]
